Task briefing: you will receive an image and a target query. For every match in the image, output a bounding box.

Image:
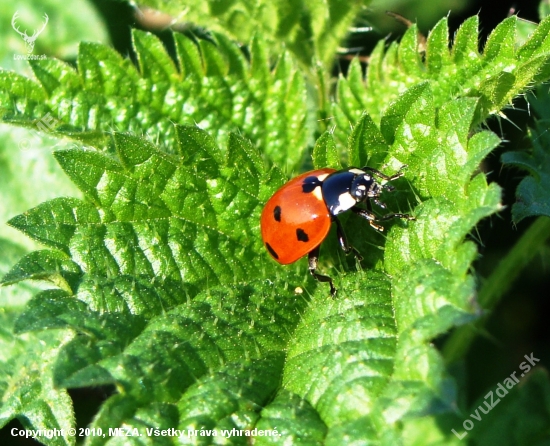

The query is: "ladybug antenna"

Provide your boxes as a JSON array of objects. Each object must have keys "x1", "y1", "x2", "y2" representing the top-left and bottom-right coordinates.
[{"x1": 361, "y1": 166, "x2": 407, "y2": 182}]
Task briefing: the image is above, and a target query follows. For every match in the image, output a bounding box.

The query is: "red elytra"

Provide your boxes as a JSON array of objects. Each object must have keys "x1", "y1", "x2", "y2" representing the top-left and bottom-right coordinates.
[{"x1": 260, "y1": 168, "x2": 336, "y2": 264}]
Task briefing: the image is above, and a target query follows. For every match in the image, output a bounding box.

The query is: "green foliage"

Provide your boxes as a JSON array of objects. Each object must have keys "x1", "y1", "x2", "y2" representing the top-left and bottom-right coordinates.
[
  {"x1": 332, "y1": 15, "x2": 550, "y2": 152},
  {"x1": 0, "y1": 30, "x2": 309, "y2": 171},
  {"x1": 1, "y1": 4, "x2": 550, "y2": 446},
  {"x1": 502, "y1": 124, "x2": 550, "y2": 223},
  {"x1": 502, "y1": 86, "x2": 550, "y2": 223},
  {"x1": 133, "y1": 0, "x2": 367, "y2": 68},
  {"x1": 467, "y1": 369, "x2": 550, "y2": 445},
  {"x1": 0, "y1": 322, "x2": 76, "y2": 446},
  {"x1": 0, "y1": 0, "x2": 108, "y2": 64}
]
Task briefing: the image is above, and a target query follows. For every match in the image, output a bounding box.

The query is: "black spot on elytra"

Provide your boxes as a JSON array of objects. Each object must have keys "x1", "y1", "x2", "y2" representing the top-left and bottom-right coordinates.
[
  {"x1": 266, "y1": 243, "x2": 279, "y2": 259},
  {"x1": 302, "y1": 176, "x2": 323, "y2": 193},
  {"x1": 273, "y1": 206, "x2": 281, "y2": 222},
  {"x1": 296, "y1": 228, "x2": 309, "y2": 242}
]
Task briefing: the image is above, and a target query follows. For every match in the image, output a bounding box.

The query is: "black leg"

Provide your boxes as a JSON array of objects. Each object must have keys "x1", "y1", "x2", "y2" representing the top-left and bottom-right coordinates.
[
  {"x1": 375, "y1": 212, "x2": 415, "y2": 222},
  {"x1": 333, "y1": 217, "x2": 363, "y2": 261},
  {"x1": 308, "y1": 246, "x2": 336, "y2": 296},
  {"x1": 372, "y1": 197, "x2": 387, "y2": 209},
  {"x1": 352, "y1": 206, "x2": 414, "y2": 230},
  {"x1": 351, "y1": 207, "x2": 384, "y2": 231}
]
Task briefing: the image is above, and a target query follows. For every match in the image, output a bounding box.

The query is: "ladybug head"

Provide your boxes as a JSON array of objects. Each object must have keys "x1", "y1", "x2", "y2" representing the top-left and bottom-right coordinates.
[{"x1": 350, "y1": 173, "x2": 380, "y2": 202}]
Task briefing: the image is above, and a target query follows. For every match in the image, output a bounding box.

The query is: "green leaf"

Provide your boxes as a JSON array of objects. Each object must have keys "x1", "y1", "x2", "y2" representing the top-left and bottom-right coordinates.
[
  {"x1": 0, "y1": 71, "x2": 48, "y2": 123},
  {"x1": 312, "y1": 131, "x2": 341, "y2": 170},
  {"x1": 59, "y1": 282, "x2": 308, "y2": 440},
  {"x1": 7, "y1": 198, "x2": 100, "y2": 254},
  {"x1": 255, "y1": 390, "x2": 327, "y2": 443},
  {"x1": 1, "y1": 250, "x2": 81, "y2": 293},
  {"x1": 3, "y1": 13, "x2": 550, "y2": 444},
  {"x1": 283, "y1": 272, "x2": 397, "y2": 416},
  {"x1": 425, "y1": 18, "x2": 451, "y2": 74},
  {"x1": 177, "y1": 354, "x2": 284, "y2": 432},
  {"x1": 134, "y1": 0, "x2": 366, "y2": 68},
  {"x1": 0, "y1": 125, "x2": 80, "y2": 298},
  {"x1": 1, "y1": 29, "x2": 309, "y2": 171},
  {"x1": 3, "y1": 124, "x2": 312, "y2": 441},
  {"x1": 517, "y1": 14, "x2": 550, "y2": 60},
  {"x1": 319, "y1": 85, "x2": 501, "y2": 438},
  {"x1": 0, "y1": 328, "x2": 76, "y2": 446},
  {"x1": 380, "y1": 82, "x2": 432, "y2": 150},
  {"x1": 502, "y1": 87, "x2": 550, "y2": 223},
  {"x1": 333, "y1": 14, "x2": 550, "y2": 150},
  {"x1": 483, "y1": 16, "x2": 516, "y2": 62},
  {"x1": 398, "y1": 25, "x2": 423, "y2": 76},
  {"x1": 502, "y1": 134, "x2": 550, "y2": 222},
  {"x1": 348, "y1": 111, "x2": 390, "y2": 168},
  {"x1": 0, "y1": 238, "x2": 42, "y2": 309},
  {"x1": 88, "y1": 395, "x2": 178, "y2": 446},
  {"x1": 133, "y1": 31, "x2": 180, "y2": 84},
  {"x1": 452, "y1": 16, "x2": 480, "y2": 64},
  {"x1": 466, "y1": 369, "x2": 550, "y2": 445},
  {"x1": 4, "y1": 127, "x2": 279, "y2": 324}
]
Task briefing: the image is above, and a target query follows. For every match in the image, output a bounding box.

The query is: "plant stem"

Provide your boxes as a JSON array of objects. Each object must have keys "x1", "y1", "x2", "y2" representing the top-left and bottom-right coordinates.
[{"x1": 443, "y1": 216, "x2": 550, "y2": 364}]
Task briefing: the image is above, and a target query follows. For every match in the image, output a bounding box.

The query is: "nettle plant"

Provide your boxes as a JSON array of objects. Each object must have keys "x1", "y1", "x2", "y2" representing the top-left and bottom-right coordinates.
[{"x1": 1, "y1": 2, "x2": 550, "y2": 445}]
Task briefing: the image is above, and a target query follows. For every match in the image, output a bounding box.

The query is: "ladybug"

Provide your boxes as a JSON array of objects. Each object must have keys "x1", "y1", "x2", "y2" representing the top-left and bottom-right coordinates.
[{"x1": 260, "y1": 166, "x2": 413, "y2": 295}]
